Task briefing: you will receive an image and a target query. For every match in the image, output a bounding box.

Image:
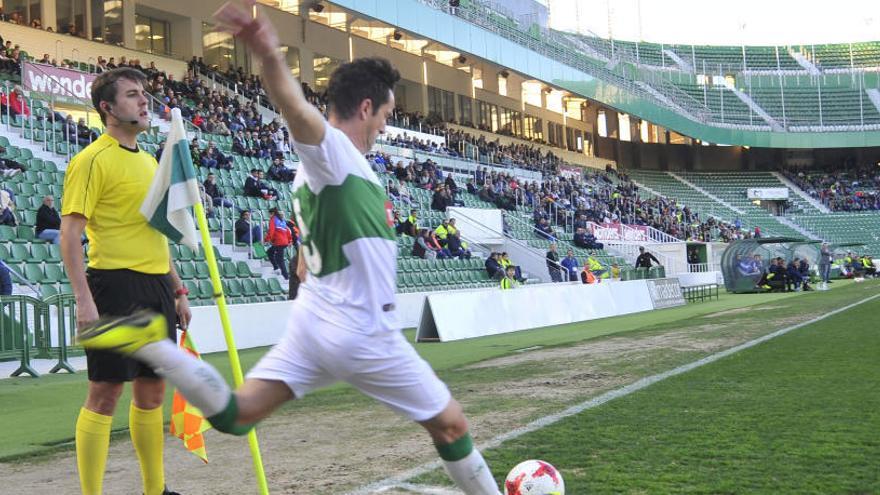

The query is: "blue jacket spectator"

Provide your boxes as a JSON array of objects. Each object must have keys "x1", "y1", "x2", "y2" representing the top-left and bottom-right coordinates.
[{"x1": 560, "y1": 251, "x2": 579, "y2": 281}]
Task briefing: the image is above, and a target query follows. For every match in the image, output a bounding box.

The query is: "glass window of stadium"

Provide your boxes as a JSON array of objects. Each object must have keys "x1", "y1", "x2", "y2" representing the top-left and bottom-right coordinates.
[
  {"x1": 202, "y1": 23, "x2": 249, "y2": 72},
  {"x1": 90, "y1": 0, "x2": 123, "y2": 44},
  {"x1": 56, "y1": 0, "x2": 86, "y2": 37},
  {"x1": 313, "y1": 55, "x2": 341, "y2": 91},
  {"x1": 477, "y1": 101, "x2": 498, "y2": 132},
  {"x1": 135, "y1": 15, "x2": 170, "y2": 56},
  {"x1": 4, "y1": 0, "x2": 40, "y2": 26},
  {"x1": 524, "y1": 115, "x2": 543, "y2": 141},
  {"x1": 428, "y1": 86, "x2": 454, "y2": 123},
  {"x1": 458, "y1": 95, "x2": 473, "y2": 126}
]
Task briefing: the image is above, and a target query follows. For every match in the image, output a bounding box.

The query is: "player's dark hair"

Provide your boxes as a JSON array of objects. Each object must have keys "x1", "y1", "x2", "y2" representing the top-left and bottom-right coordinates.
[
  {"x1": 327, "y1": 57, "x2": 400, "y2": 120},
  {"x1": 91, "y1": 67, "x2": 148, "y2": 125}
]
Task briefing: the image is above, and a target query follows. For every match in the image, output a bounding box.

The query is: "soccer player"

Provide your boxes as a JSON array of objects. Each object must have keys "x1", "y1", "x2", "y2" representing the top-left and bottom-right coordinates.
[
  {"x1": 78, "y1": 2, "x2": 502, "y2": 494},
  {"x1": 61, "y1": 67, "x2": 191, "y2": 495}
]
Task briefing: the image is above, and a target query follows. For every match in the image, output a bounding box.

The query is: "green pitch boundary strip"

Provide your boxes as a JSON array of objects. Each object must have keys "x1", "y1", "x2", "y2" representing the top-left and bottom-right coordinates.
[{"x1": 346, "y1": 290, "x2": 880, "y2": 495}]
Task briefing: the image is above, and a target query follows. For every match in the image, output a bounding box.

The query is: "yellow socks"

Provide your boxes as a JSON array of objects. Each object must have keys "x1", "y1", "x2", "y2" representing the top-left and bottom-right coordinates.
[
  {"x1": 76, "y1": 407, "x2": 112, "y2": 495},
  {"x1": 129, "y1": 403, "x2": 165, "y2": 495}
]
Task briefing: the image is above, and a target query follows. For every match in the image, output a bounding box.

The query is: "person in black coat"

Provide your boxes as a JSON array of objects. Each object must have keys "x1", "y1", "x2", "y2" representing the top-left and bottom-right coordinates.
[
  {"x1": 36, "y1": 195, "x2": 61, "y2": 244},
  {"x1": 546, "y1": 242, "x2": 562, "y2": 282},
  {"x1": 243, "y1": 168, "x2": 262, "y2": 197}
]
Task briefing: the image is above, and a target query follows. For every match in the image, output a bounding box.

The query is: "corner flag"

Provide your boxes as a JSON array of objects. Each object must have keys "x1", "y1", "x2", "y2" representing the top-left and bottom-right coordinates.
[
  {"x1": 170, "y1": 329, "x2": 211, "y2": 463},
  {"x1": 141, "y1": 107, "x2": 200, "y2": 250}
]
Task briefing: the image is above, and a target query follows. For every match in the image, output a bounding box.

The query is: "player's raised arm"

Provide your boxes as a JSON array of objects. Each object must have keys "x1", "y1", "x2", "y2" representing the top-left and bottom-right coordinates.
[{"x1": 214, "y1": 0, "x2": 325, "y2": 146}]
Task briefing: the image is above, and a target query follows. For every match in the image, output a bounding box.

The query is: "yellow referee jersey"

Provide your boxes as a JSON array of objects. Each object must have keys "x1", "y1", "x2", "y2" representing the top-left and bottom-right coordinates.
[{"x1": 62, "y1": 133, "x2": 170, "y2": 274}]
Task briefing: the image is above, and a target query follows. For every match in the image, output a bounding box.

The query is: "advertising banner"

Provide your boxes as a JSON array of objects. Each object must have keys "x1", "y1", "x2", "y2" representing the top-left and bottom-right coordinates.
[{"x1": 22, "y1": 62, "x2": 97, "y2": 100}]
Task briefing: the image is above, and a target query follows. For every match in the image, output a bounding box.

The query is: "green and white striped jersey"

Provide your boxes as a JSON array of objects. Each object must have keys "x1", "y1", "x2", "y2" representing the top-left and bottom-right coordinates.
[{"x1": 291, "y1": 122, "x2": 398, "y2": 333}]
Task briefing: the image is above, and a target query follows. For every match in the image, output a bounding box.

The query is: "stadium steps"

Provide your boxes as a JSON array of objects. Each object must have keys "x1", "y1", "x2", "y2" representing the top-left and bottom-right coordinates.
[{"x1": 771, "y1": 172, "x2": 831, "y2": 214}]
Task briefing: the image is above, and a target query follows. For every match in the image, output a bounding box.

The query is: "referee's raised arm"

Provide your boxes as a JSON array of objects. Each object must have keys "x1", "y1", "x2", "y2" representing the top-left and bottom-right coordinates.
[{"x1": 214, "y1": 0, "x2": 325, "y2": 146}]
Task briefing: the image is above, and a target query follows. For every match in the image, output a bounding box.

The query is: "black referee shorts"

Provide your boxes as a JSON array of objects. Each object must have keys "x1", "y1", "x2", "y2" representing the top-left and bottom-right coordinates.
[{"x1": 85, "y1": 268, "x2": 177, "y2": 382}]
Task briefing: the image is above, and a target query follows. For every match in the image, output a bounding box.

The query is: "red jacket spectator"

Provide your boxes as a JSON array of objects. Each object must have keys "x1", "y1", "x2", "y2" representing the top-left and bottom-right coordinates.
[
  {"x1": 265, "y1": 214, "x2": 292, "y2": 247},
  {"x1": 9, "y1": 88, "x2": 30, "y2": 117}
]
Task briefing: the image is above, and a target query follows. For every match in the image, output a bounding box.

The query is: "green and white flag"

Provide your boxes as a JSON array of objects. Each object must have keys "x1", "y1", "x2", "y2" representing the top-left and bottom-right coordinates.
[{"x1": 141, "y1": 107, "x2": 200, "y2": 250}]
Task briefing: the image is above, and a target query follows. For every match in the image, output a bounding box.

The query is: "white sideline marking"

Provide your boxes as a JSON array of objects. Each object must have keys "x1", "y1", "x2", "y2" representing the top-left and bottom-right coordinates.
[
  {"x1": 375, "y1": 483, "x2": 461, "y2": 494},
  {"x1": 346, "y1": 291, "x2": 880, "y2": 495}
]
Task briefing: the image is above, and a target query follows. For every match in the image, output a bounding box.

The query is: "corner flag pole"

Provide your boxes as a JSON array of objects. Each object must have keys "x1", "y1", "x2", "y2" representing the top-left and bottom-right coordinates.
[{"x1": 192, "y1": 200, "x2": 270, "y2": 495}]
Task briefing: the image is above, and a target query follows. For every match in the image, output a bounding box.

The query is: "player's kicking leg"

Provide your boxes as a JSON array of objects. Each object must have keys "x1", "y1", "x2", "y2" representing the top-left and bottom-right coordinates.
[
  {"x1": 76, "y1": 310, "x2": 289, "y2": 435},
  {"x1": 420, "y1": 400, "x2": 501, "y2": 495}
]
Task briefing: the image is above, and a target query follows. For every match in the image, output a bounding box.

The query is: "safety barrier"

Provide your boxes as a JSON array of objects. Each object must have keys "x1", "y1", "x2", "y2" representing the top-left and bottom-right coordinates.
[{"x1": 1, "y1": 294, "x2": 77, "y2": 377}]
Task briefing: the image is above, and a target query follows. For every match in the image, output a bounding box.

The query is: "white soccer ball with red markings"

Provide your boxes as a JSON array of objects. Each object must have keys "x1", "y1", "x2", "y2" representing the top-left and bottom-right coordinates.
[{"x1": 504, "y1": 459, "x2": 565, "y2": 495}]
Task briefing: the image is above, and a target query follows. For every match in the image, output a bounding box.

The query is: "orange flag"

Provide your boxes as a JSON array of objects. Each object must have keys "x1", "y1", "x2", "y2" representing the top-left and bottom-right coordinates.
[{"x1": 170, "y1": 329, "x2": 211, "y2": 463}]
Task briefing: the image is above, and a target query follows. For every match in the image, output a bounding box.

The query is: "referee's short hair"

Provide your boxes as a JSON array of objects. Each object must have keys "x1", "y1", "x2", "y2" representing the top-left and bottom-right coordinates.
[
  {"x1": 91, "y1": 67, "x2": 148, "y2": 125},
  {"x1": 327, "y1": 57, "x2": 400, "y2": 120}
]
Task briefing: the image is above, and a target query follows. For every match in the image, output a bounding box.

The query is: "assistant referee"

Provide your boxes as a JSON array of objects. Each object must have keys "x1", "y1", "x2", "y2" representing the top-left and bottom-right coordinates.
[{"x1": 60, "y1": 67, "x2": 190, "y2": 495}]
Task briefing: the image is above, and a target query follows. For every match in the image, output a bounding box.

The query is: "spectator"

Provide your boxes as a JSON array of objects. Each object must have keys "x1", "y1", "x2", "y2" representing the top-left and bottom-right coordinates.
[
  {"x1": 8, "y1": 86, "x2": 29, "y2": 117},
  {"x1": 411, "y1": 229, "x2": 432, "y2": 259},
  {"x1": 546, "y1": 242, "x2": 563, "y2": 282},
  {"x1": 535, "y1": 217, "x2": 556, "y2": 241},
  {"x1": 400, "y1": 209, "x2": 418, "y2": 237},
  {"x1": 431, "y1": 184, "x2": 452, "y2": 212},
  {"x1": 0, "y1": 146, "x2": 26, "y2": 175},
  {"x1": 35, "y1": 195, "x2": 61, "y2": 244},
  {"x1": 818, "y1": 242, "x2": 833, "y2": 289},
  {"x1": 267, "y1": 156, "x2": 294, "y2": 182},
  {"x1": 445, "y1": 230, "x2": 471, "y2": 259},
  {"x1": 0, "y1": 187, "x2": 16, "y2": 226},
  {"x1": 560, "y1": 249, "x2": 579, "y2": 282},
  {"x1": 244, "y1": 168, "x2": 261, "y2": 197},
  {"x1": 635, "y1": 246, "x2": 660, "y2": 269},
  {"x1": 500, "y1": 265, "x2": 518, "y2": 289},
  {"x1": 204, "y1": 173, "x2": 234, "y2": 208},
  {"x1": 587, "y1": 253, "x2": 607, "y2": 279},
  {"x1": 76, "y1": 118, "x2": 98, "y2": 146},
  {"x1": 397, "y1": 179, "x2": 412, "y2": 205},
  {"x1": 484, "y1": 252, "x2": 504, "y2": 280},
  {"x1": 798, "y1": 258, "x2": 814, "y2": 290},
  {"x1": 264, "y1": 209, "x2": 292, "y2": 279},
  {"x1": 235, "y1": 210, "x2": 262, "y2": 244},
  {"x1": 500, "y1": 252, "x2": 524, "y2": 283},
  {"x1": 580, "y1": 263, "x2": 598, "y2": 284},
  {"x1": 786, "y1": 258, "x2": 804, "y2": 291},
  {"x1": 434, "y1": 218, "x2": 450, "y2": 247}
]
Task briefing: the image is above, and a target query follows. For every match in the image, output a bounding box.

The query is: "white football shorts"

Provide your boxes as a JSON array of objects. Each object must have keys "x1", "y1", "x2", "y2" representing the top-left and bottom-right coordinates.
[{"x1": 247, "y1": 302, "x2": 452, "y2": 422}]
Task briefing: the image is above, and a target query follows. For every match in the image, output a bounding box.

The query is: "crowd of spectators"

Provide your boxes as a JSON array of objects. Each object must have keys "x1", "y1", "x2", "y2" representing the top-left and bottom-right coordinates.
[{"x1": 783, "y1": 167, "x2": 880, "y2": 211}]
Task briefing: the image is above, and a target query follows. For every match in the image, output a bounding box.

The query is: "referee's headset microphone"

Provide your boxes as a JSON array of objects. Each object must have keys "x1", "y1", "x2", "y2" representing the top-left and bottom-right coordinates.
[{"x1": 103, "y1": 103, "x2": 139, "y2": 126}]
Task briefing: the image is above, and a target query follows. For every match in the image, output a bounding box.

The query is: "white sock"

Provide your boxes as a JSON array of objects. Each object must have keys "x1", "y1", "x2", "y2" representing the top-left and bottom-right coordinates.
[
  {"x1": 443, "y1": 449, "x2": 501, "y2": 495},
  {"x1": 133, "y1": 339, "x2": 231, "y2": 417}
]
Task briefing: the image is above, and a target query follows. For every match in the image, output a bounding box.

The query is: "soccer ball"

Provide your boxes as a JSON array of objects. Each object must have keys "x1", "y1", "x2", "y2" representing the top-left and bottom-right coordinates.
[{"x1": 504, "y1": 459, "x2": 565, "y2": 495}]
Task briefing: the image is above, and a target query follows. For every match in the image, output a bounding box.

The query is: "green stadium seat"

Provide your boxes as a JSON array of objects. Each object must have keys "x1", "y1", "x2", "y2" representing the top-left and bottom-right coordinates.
[
  {"x1": 29, "y1": 243, "x2": 50, "y2": 262},
  {"x1": 236, "y1": 261, "x2": 255, "y2": 278},
  {"x1": 178, "y1": 261, "x2": 196, "y2": 280},
  {"x1": 221, "y1": 261, "x2": 238, "y2": 278},
  {"x1": 24, "y1": 263, "x2": 44, "y2": 282},
  {"x1": 224, "y1": 279, "x2": 243, "y2": 298},
  {"x1": 267, "y1": 277, "x2": 286, "y2": 295},
  {"x1": 41, "y1": 264, "x2": 65, "y2": 284},
  {"x1": 198, "y1": 280, "x2": 215, "y2": 301},
  {"x1": 254, "y1": 278, "x2": 270, "y2": 296},
  {"x1": 195, "y1": 262, "x2": 210, "y2": 279},
  {"x1": 240, "y1": 278, "x2": 257, "y2": 297},
  {"x1": 10, "y1": 244, "x2": 29, "y2": 262},
  {"x1": 40, "y1": 284, "x2": 59, "y2": 299},
  {"x1": 178, "y1": 245, "x2": 196, "y2": 261}
]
